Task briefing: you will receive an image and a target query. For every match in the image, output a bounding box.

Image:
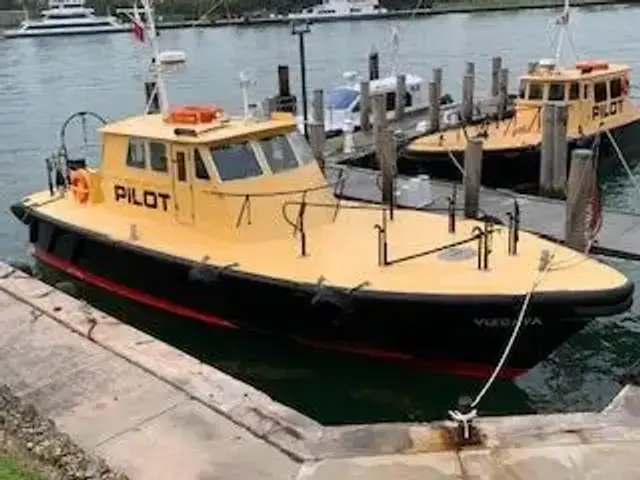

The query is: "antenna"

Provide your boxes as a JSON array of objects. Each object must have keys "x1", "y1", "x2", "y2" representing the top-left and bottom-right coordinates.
[
  {"x1": 239, "y1": 71, "x2": 255, "y2": 119},
  {"x1": 552, "y1": 0, "x2": 572, "y2": 64},
  {"x1": 139, "y1": 0, "x2": 169, "y2": 114}
]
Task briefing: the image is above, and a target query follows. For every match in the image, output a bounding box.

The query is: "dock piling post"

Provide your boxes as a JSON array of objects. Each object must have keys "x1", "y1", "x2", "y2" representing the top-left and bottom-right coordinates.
[
  {"x1": 464, "y1": 137, "x2": 483, "y2": 219},
  {"x1": 144, "y1": 81, "x2": 160, "y2": 114},
  {"x1": 462, "y1": 72, "x2": 474, "y2": 123},
  {"x1": 380, "y1": 128, "x2": 397, "y2": 208},
  {"x1": 428, "y1": 81, "x2": 439, "y2": 133},
  {"x1": 565, "y1": 149, "x2": 595, "y2": 251},
  {"x1": 368, "y1": 50, "x2": 380, "y2": 81},
  {"x1": 277, "y1": 64, "x2": 291, "y2": 97},
  {"x1": 491, "y1": 56, "x2": 502, "y2": 98},
  {"x1": 552, "y1": 103, "x2": 568, "y2": 194},
  {"x1": 309, "y1": 89, "x2": 326, "y2": 172},
  {"x1": 433, "y1": 67, "x2": 443, "y2": 101},
  {"x1": 359, "y1": 80, "x2": 371, "y2": 132},
  {"x1": 540, "y1": 104, "x2": 555, "y2": 195},
  {"x1": 395, "y1": 74, "x2": 406, "y2": 121},
  {"x1": 540, "y1": 103, "x2": 568, "y2": 197},
  {"x1": 497, "y1": 67, "x2": 509, "y2": 120}
]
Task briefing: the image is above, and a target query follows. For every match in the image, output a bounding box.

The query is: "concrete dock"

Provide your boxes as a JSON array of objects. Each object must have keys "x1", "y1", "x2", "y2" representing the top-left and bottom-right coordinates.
[{"x1": 1, "y1": 260, "x2": 640, "y2": 479}]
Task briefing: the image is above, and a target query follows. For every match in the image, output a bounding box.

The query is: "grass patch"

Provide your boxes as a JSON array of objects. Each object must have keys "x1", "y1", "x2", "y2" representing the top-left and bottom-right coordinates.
[{"x1": 0, "y1": 455, "x2": 43, "y2": 480}]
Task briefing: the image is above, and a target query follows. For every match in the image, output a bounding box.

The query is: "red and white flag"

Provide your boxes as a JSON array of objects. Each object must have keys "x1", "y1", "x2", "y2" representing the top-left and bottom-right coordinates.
[{"x1": 132, "y1": 2, "x2": 145, "y2": 42}]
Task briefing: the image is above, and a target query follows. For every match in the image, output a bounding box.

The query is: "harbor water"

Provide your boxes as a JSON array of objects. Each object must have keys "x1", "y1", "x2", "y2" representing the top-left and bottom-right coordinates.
[{"x1": 2, "y1": 4, "x2": 640, "y2": 423}]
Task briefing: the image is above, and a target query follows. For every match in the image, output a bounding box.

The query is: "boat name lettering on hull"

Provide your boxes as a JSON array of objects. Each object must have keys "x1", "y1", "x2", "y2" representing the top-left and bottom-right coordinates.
[
  {"x1": 474, "y1": 318, "x2": 543, "y2": 328},
  {"x1": 114, "y1": 185, "x2": 170, "y2": 211},
  {"x1": 592, "y1": 99, "x2": 623, "y2": 120}
]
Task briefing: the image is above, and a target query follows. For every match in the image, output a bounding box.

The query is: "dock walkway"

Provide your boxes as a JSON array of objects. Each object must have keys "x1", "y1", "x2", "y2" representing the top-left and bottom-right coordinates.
[
  {"x1": 329, "y1": 165, "x2": 640, "y2": 261},
  {"x1": 1, "y1": 260, "x2": 640, "y2": 478}
]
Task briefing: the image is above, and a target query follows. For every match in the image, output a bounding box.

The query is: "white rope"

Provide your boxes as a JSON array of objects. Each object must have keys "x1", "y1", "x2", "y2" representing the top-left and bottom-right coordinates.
[
  {"x1": 447, "y1": 150, "x2": 465, "y2": 177},
  {"x1": 449, "y1": 144, "x2": 598, "y2": 427}
]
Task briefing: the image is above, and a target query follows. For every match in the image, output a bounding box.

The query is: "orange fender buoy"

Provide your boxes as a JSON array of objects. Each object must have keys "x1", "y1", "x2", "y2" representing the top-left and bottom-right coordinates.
[
  {"x1": 70, "y1": 168, "x2": 90, "y2": 204},
  {"x1": 165, "y1": 105, "x2": 224, "y2": 124}
]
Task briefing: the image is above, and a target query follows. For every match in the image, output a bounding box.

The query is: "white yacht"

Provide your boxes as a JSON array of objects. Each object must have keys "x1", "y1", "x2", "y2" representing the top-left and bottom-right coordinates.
[
  {"x1": 288, "y1": 0, "x2": 388, "y2": 21},
  {"x1": 298, "y1": 72, "x2": 428, "y2": 135},
  {"x1": 3, "y1": 0, "x2": 131, "y2": 38}
]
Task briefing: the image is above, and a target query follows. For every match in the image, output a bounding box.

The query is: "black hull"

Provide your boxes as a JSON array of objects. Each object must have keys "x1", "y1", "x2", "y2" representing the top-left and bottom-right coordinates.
[
  {"x1": 14, "y1": 208, "x2": 634, "y2": 379},
  {"x1": 355, "y1": 119, "x2": 640, "y2": 190}
]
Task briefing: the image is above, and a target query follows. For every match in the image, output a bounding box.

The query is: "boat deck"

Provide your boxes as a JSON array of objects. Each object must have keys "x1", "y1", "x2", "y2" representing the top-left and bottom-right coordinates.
[{"x1": 22, "y1": 182, "x2": 626, "y2": 296}]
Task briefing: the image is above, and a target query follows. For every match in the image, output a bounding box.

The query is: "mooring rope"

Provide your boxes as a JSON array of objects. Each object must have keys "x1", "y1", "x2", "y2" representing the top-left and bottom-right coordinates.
[{"x1": 448, "y1": 140, "x2": 599, "y2": 428}]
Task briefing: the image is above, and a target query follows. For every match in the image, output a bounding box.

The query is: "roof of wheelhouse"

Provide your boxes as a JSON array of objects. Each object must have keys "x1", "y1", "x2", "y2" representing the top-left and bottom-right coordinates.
[{"x1": 98, "y1": 111, "x2": 297, "y2": 144}]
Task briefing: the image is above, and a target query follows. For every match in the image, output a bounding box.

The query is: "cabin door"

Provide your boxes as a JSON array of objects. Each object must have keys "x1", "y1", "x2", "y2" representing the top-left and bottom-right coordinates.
[{"x1": 170, "y1": 147, "x2": 194, "y2": 224}]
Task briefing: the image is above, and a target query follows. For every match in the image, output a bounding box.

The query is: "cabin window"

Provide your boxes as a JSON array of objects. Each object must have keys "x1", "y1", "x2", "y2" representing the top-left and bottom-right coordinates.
[
  {"x1": 385, "y1": 92, "x2": 396, "y2": 111},
  {"x1": 583, "y1": 84, "x2": 590, "y2": 100},
  {"x1": 326, "y1": 88, "x2": 358, "y2": 110},
  {"x1": 194, "y1": 148, "x2": 209, "y2": 180},
  {"x1": 404, "y1": 92, "x2": 413, "y2": 108},
  {"x1": 528, "y1": 82, "x2": 543, "y2": 100},
  {"x1": 149, "y1": 141, "x2": 167, "y2": 172},
  {"x1": 569, "y1": 82, "x2": 580, "y2": 100},
  {"x1": 610, "y1": 78, "x2": 622, "y2": 99},
  {"x1": 594, "y1": 82, "x2": 608, "y2": 103},
  {"x1": 126, "y1": 139, "x2": 146, "y2": 169},
  {"x1": 211, "y1": 142, "x2": 262, "y2": 181},
  {"x1": 259, "y1": 135, "x2": 299, "y2": 173},
  {"x1": 548, "y1": 83, "x2": 565, "y2": 101},
  {"x1": 287, "y1": 131, "x2": 316, "y2": 165}
]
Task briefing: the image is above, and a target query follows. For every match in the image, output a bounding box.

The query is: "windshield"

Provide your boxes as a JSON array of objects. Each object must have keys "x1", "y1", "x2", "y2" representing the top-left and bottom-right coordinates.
[{"x1": 326, "y1": 88, "x2": 358, "y2": 110}]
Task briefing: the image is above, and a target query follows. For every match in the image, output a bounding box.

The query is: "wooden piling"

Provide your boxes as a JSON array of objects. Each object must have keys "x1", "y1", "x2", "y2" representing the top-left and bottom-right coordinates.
[
  {"x1": 380, "y1": 128, "x2": 397, "y2": 206},
  {"x1": 552, "y1": 104, "x2": 568, "y2": 194},
  {"x1": 491, "y1": 56, "x2": 502, "y2": 98},
  {"x1": 277, "y1": 65, "x2": 291, "y2": 97},
  {"x1": 540, "y1": 103, "x2": 568, "y2": 197},
  {"x1": 540, "y1": 104, "x2": 555, "y2": 194},
  {"x1": 372, "y1": 93, "x2": 390, "y2": 202},
  {"x1": 464, "y1": 137, "x2": 483, "y2": 218},
  {"x1": 565, "y1": 148, "x2": 595, "y2": 251},
  {"x1": 466, "y1": 61, "x2": 475, "y2": 77},
  {"x1": 428, "y1": 81, "x2": 439, "y2": 132},
  {"x1": 144, "y1": 81, "x2": 160, "y2": 113},
  {"x1": 395, "y1": 74, "x2": 406, "y2": 121},
  {"x1": 462, "y1": 73, "x2": 474, "y2": 122},
  {"x1": 497, "y1": 67, "x2": 509, "y2": 120},
  {"x1": 359, "y1": 80, "x2": 371, "y2": 132},
  {"x1": 308, "y1": 89, "x2": 326, "y2": 172},
  {"x1": 312, "y1": 89, "x2": 324, "y2": 125},
  {"x1": 368, "y1": 50, "x2": 380, "y2": 81},
  {"x1": 433, "y1": 67, "x2": 443, "y2": 101}
]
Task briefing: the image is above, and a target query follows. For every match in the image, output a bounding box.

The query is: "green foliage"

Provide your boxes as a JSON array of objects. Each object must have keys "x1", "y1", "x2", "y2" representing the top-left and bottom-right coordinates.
[{"x1": 0, "y1": 456, "x2": 42, "y2": 480}]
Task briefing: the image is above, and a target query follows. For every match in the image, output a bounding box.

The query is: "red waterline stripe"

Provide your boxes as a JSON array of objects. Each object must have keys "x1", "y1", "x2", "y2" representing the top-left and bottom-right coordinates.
[
  {"x1": 34, "y1": 248, "x2": 238, "y2": 329},
  {"x1": 34, "y1": 248, "x2": 527, "y2": 380},
  {"x1": 292, "y1": 337, "x2": 526, "y2": 380}
]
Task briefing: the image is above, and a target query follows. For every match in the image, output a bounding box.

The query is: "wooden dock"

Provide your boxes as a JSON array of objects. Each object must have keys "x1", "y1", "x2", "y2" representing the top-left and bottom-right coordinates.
[
  {"x1": 327, "y1": 165, "x2": 640, "y2": 261},
  {"x1": 324, "y1": 94, "x2": 516, "y2": 163}
]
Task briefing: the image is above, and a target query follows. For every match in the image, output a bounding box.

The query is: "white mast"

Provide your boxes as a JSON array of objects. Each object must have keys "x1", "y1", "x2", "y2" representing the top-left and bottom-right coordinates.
[
  {"x1": 553, "y1": 0, "x2": 571, "y2": 64},
  {"x1": 139, "y1": 0, "x2": 169, "y2": 114}
]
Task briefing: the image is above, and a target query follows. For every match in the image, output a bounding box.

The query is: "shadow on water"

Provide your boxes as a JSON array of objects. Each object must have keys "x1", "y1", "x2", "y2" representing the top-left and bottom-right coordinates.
[{"x1": 33, "y1": 262, "x2": 534, "y2": 425}]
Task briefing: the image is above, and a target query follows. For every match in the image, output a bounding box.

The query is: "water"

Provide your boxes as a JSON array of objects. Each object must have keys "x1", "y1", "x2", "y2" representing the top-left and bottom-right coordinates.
[{"x1": 3, "y1": 4, "x2": 640, "y2": 424}]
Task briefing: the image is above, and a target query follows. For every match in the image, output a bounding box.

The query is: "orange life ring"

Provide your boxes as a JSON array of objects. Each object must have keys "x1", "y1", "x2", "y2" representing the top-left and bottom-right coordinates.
[
  {"x1": 165, "y1": 105, "x2": 224, "y2": 125},
  {"x1": 69, "y1": 168, "x2": 90, "y2": 204}
]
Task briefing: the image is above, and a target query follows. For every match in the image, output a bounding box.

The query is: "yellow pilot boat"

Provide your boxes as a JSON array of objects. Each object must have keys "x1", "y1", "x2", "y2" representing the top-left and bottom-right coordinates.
[
  {"x1": 9, "y1": 5, "x2": 634, "y2": 379},
  {"x1": 401, "y1": 58, "x2": 640, "y2": 188}
]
